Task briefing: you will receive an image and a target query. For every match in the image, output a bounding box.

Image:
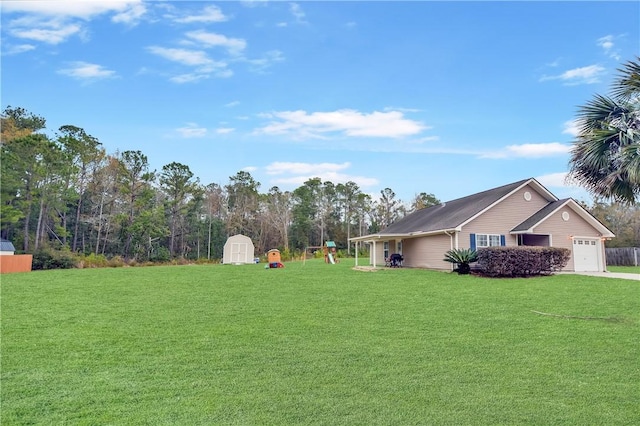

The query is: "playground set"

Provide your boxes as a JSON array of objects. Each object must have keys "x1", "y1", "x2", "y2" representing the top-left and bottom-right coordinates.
[
  {"x1": 323, "y1": 241, "x2": 338, "y2": 264},
  {"x1": 267, "y1": 241, "x2": 339, "y2": 268},
  {"x1": 301, "y1": 241, "x2": 340, "y2": 265}
]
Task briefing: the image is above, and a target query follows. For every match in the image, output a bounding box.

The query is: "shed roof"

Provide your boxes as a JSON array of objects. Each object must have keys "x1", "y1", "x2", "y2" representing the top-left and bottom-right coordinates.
[{"x1": 0, "y1": 239, "x2": 16, "y2": 252}]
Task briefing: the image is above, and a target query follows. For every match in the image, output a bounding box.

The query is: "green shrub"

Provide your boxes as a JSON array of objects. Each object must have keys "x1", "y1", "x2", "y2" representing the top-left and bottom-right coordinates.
[
  {"x1": 149, "y1": 247, "x2": 171, "y2": 263},
  {"x1": 80, "y1": 253, "x2": 109, "y2": 268},
  {"x1": 31, "y1": 249, "x2": 77, "y2": 270},
  {"x1": 477, "y1": 246, "x2": 570, "y2": 277},
  {"x1": 443, "y1": 248, "x2": 478, "y2": 274},
  {"x1": 107, "y1": 256, "x2": 126, "y2": 268}
]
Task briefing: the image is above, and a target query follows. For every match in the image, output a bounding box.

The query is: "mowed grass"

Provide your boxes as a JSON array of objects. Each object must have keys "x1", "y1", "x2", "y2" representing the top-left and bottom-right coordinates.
[
  {"x1": 608, "y1": 265, "x2": 640, "y2": 274},
  {"x1": 2, "y1": 260, "x2": 639, "y2": 425}
]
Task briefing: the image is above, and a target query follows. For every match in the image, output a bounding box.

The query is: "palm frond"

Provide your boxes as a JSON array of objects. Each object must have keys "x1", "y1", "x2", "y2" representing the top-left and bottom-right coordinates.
[{"x1": 611, "y1": 57, "x2": 640, "y2": 100}]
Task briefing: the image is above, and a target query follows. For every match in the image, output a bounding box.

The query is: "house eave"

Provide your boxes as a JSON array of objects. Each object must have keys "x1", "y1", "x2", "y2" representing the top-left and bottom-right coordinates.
[{"x1": 349, "y1": 229, "x2": 457, "y2": 243}]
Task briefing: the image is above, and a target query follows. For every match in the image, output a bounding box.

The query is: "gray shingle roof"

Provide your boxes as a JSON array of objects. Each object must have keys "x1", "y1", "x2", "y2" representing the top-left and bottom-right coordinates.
[
  {"x1": 381, "y1": 178, "x2": 533, "y2": 235},
  {"x1": 0, "y1": 239, "x2": 16, "y2": 252},
  {"x1": 511, "y1": 199, "x2": 569, "y2": 232}
]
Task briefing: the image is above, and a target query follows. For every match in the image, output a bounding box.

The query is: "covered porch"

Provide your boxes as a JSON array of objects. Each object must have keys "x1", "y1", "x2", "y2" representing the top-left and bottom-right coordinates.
[{"x1": 349, "y1": 234, "x2": 406, "y2": 268}]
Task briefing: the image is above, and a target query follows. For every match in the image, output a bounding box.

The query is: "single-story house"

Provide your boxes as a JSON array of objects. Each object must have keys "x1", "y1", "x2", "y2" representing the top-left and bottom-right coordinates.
[
  {"x1": 222, "y1": 234, "x2": 255, "y2": 265},
  {"x1": 350, "y1": 178, "x2": 615, "y2": 272}
]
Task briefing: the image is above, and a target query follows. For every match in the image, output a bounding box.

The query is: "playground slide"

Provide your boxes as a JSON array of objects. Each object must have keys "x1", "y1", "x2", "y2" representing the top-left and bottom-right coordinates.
[{"x1": 328, "y1": 253, "x2": 335, "y2": 264}]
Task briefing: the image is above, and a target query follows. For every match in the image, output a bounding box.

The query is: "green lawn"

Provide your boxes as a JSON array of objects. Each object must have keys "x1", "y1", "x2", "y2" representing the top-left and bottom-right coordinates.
[
  {"x1": 2, "y1": 259, "x2": 639, "y2": 425},
  {"x1": 607, "y1": 265, "x2": 640, "y2": 274}
]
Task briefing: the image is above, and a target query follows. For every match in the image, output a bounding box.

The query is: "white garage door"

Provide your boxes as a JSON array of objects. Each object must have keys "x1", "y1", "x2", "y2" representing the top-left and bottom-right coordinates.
[{"x1": 573, "y1": 238, "x2": 600, "y2": 272}]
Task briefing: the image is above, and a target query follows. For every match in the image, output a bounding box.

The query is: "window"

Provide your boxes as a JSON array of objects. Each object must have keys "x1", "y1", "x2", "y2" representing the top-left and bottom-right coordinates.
[
  {"x1": 477, "y1": 234, "x2": 502, "y2": 248},
  {"x1": 383, "y1": 242, "x2": 389, "y2": 259},
  {"x1": 397, "y1": 241, "x2": 403, "y2": 254}
]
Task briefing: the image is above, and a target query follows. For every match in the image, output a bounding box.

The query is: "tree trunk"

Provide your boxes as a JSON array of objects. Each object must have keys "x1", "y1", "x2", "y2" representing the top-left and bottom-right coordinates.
[{"x1": 34, "y1": 197, "x2": 45, "y2": 250}]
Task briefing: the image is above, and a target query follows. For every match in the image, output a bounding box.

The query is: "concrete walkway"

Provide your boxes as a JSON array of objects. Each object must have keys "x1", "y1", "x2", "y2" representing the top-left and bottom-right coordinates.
[{"x1": 559, "y1": 271, "x2": 640, "y2": 281}]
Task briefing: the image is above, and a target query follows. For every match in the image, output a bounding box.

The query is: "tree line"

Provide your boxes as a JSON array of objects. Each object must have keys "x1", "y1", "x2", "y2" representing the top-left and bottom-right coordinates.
[
  {"x1": 1, "y1": 106, "x2": 442, "y2": 262},
  {"x1": 2, "y1": 99, "x2": 637, "y2": 264}
]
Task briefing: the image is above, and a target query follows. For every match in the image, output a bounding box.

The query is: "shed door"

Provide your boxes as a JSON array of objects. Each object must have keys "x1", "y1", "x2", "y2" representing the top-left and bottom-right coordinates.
[
  {"x1": 231, "y1": 243, "x2": 247, "y2": 263},
  {"x1": 573, "y1": 238, "x2": 600, "y2": 272}
]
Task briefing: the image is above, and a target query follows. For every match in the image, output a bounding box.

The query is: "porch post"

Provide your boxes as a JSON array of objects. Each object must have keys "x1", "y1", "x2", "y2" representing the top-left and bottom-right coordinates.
[
  {"x1": 372, "y1": 240, "x2": 376, "y2": 268},
  {"x1": 354, "y1": 242, "x2": 358, "y2": 266}
]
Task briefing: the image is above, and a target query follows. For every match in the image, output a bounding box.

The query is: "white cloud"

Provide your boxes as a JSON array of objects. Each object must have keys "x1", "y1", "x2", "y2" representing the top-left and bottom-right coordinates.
[
  {"x1": 216, "y1": 128, "x2": 235, "y2": 134},
  {"x1": 384, "y1": 106, "x2": 422, "y2": 113},
  {"x1": 265, "y1": 162, "x2": 379, "y2": 188},
  {"x1": 597, "y1": 35, "x2": 621, "y2": 60},
  {"x1": 481, "y1": 143, "x2": 571, "y2": 159},
  {"x1": 539, "y1": 65, "x2": 606, "y2": 85},
  {"x1": 3, "y1": 44, "x2": 37, "y2": 55},
  {"x1": 245, "y1": 50, "x2": 285, "y2": 72},
  {"x1": 536, "y1": 172, "x2": 572, "y2": 188},
  {"x1": 240, "y1": 0, "x2": 268, "y2": 8},
  {"x1": 3, "y1": 0, "x2": 145, "y2": 44},
  {"x1": 147, "y1": 46, "x2": 231, "y2": 83},
  {"x1": 537, "y1": 172, "x2": 592, "y2": 202},
  {"x1": 185, "y1": 30, "x2": 247, "y2": 55},
  {"x1": 562, "y1": 119, "x2": 581, "y2": 137},
  {"x1": 225, "y1": 101, "x2": 240, "y2": 108},
  {"x1": 58, "y1": 62, "x2": 116, "y2": 80},
  {"x1": 256, "y1": 109, "x2": 427, "y2": 139},
  {"x1": 147, "y1": 46, "x2": 213, "y2": 66},
  {"x1": 112, "y1": 2, "x2": 146, "y2": 25},
  {"x1": 170, "y1": 73, "x2": 210, "y2": 84},
  {"x1": 289, "y1": 3, "x2": 307, "y2": 24},
  {"x1": 9, "y1": 21, "x2": 82, "y2": 44},
  {"x1": 597, "y1": 35, "x2": 614, "y2": 51},
  {"x1": 266, "y1": 162, "x2": 351, "y2": 175},
  {"x1": 174, "y1": 5, "x2": 228, "y2": 23},
  {"x1": 176, "y1": 123, "x2": 207, "y2": 138},
  {"x1": 2, "y1": 0, "x2": 143, "y2": 19}
]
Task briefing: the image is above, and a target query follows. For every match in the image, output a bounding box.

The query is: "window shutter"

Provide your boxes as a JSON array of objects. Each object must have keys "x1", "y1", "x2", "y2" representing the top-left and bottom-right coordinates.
[
  {"x1": 470, "y1": 233, "x2": 476, "y2": 250},
  {"x1": 500, "y1": 235, "x2": 506, "y2": 246}
]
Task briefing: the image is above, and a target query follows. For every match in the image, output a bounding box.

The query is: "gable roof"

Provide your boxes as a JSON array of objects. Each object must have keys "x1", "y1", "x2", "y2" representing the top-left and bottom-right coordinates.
[
  {"x1": 512, "y1": 198, "x2": 615, "y2": 237},
  {"x1": 352, "y1": 178, "x2": 554, "y2": 241},
  {"x1": 511, "y1": 199, "x2": 568, "y2": 232}
]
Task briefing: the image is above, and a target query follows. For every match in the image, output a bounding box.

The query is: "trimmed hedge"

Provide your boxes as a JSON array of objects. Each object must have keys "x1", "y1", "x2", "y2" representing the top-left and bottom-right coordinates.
[{"x1": 477, "y1": 246, "x2": 571, "y2": 277}]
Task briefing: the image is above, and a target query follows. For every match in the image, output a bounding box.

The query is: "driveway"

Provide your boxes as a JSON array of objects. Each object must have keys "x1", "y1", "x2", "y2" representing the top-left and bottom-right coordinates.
[{"x1": 560, "y1": 271, "x2": 640, "y2": 281}]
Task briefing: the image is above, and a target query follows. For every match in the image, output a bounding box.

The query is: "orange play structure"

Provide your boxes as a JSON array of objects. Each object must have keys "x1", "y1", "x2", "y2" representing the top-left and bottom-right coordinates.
[{"x1": 267, "y1": 249, "x2": 284, "y2": 268}]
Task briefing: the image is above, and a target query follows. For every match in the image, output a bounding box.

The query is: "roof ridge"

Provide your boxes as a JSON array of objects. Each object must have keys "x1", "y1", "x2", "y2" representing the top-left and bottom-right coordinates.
[{"x1": 440, "y1": 178, "x2": 532, "y2": 204}]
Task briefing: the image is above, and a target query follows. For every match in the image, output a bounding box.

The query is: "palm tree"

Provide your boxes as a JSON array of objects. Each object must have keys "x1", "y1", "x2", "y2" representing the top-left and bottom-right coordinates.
[{"x1": 568, "y1": 57, "x2": 640, "y2": 204}]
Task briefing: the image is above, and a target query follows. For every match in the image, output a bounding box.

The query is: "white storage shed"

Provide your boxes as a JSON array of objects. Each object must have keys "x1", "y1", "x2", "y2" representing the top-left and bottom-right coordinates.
[{"x1": 223, "y1": 234, "x2": 255, "y2": 264}]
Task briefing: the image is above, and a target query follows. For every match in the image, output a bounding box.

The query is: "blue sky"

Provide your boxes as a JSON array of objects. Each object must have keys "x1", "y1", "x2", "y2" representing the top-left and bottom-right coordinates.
[{"x1": 2, "y1": 1, "x2": 639, "y2": 204}]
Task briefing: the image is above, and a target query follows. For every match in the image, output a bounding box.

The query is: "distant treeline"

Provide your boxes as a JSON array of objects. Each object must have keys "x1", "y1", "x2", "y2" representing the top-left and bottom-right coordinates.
[{"x1": 1, "y1": 106, "x2": 440, "y2": 262}]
